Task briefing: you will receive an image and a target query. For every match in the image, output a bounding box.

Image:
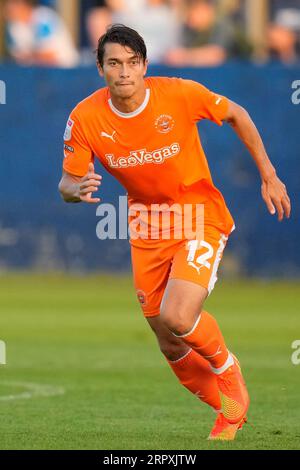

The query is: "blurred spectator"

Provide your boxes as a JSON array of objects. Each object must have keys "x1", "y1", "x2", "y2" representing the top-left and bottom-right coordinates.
[
  {"x1": 271, "y1": 0, "x2": 300, "y2": 15},
  {"x1": 86, "y1": 0, "x2": 182, "y2": 63},
  {"x1": 86, "y1": 6, "x2": 112, "y2": 50},
  {"x1": 268, "y1": 8, "x2": 300, "y2": 63},
  {"x1": 85, "y1": 1, "x2": 140, "y2": 51},
  {"x1": 165, "y1": 0, "x2": 251, "y2": 66},
  {"x1": 3, "y1": 0, "x2": 79, "y2": 67}
]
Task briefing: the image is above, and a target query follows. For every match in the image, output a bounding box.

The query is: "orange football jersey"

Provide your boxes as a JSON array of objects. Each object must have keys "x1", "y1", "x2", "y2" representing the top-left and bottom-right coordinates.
[{"x1": 63, "y1": 77, "x2": 235, "y2": 243}]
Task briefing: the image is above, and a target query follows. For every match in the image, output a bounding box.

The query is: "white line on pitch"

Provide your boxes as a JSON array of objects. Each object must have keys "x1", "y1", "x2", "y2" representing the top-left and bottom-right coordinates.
[{"x1": 0, "y1": 381, "x2": 65, "y2": 401}]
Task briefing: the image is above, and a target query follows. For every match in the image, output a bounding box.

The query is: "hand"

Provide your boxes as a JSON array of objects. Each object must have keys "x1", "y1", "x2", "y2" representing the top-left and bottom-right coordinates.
[
  {"x1": 261, "y1": 173, "x2": 291, "y2": 221},
  {"x1": 79, "y1": 163, "x2": 102, "y2": 204}
]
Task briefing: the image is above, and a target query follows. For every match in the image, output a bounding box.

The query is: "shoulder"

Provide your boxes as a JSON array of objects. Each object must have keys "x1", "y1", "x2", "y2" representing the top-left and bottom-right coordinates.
[
  {"x1": 179, "y1": 78, "x2": 207, "y2": 92},
  {"x1": 145, "y1": 76, "x2": 184, "y2": 93},
  {"x1": 179, "y1": 79, "x2": 212, "y2": 100},
  {"x1": 146, "y1": 76, "x2": 206, "y2": 96},
  {"x1": 72, "y1": 88, "x2": 108, "y2": 120}
]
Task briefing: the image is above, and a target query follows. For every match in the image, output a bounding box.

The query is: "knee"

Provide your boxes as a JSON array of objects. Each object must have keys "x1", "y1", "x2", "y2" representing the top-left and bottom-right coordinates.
[
  {"x1": 159, "y1": 339, "x2": 189, "y2": 362},
  {"x1": 160, "y1": 302, "x2": 203, "y2": 336},
  {"x1": 146, "y1": 316, "x2": 190, "y2": 361}
]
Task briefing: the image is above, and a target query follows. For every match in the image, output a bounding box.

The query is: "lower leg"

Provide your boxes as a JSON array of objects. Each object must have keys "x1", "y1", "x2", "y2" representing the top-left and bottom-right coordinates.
[
  {"x1": 161, "y1": 280, "x2": 233, "y2": 373},
  {"x1": 167, "y1": 348, "x2": 221, "y2": 411},
  {"x1": 146, "y1": 316, "x2": 222, "y2": 411},
  {"x1": 174, "y1": 310, "x2": 234, "y2": 373},
  {"x1": 162, "y1": 309, "x2": 249, "y2": 423},
  {"x1": 160, "y1": 281, "x2": 249, "y2": 424}
]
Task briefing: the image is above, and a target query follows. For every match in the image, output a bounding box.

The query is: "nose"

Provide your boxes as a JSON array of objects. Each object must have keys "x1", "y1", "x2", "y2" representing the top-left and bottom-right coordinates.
[{"x1": 120, "y1": 64, "x2": 130, "y2": 78}]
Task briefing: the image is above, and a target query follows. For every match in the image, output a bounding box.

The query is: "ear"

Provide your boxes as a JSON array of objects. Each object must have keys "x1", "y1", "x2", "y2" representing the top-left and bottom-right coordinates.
[
  {"x1": 97, "y1": 63, "x2": 104, "y2": 77},
  {"x1": 143, "y1": 59, "x2": 149, "y2": 77}
]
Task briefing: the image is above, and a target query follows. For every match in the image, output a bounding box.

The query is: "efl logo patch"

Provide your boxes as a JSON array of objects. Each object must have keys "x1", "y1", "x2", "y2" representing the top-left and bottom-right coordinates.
[
  {"x1": 155, "y1": 115, "x2": 175, "y2": 134},
  {"x1": 64, "y1": 118, "x2": 74, "y2": 141},
  {"x1": 137, "y1": 290, "x2": 147, "y2": 306}
]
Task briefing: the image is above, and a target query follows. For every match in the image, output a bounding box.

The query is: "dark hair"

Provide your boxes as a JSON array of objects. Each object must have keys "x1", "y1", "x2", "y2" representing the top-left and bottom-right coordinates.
[{"x1": 97, "y1": 24, "x2": 147, "y2": 68}]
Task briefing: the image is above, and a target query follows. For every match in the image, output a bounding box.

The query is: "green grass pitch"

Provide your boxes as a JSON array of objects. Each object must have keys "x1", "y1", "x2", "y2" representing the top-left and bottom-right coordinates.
[{"x1": 0, "y1": 274, "x2": 299, "y2": 450}]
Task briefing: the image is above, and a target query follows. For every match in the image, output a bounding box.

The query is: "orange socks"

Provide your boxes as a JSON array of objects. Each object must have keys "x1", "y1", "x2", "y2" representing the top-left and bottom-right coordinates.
[
  {"x1": 175, "y1": 311, "x2": 234, "y2": 373},
  {"x1": 167, "y1": 349, "x2": 221, "y2": 411}
]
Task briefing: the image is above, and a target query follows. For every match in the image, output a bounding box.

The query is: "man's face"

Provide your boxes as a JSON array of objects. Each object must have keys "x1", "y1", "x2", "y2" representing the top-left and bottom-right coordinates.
[{"x1": 99, "y1": 42, "x2": 148, "y2": 100}]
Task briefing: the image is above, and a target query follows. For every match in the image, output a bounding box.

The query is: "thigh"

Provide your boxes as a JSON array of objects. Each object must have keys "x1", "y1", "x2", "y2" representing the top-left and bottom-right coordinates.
[
  {"x1": 131, "y1": 240, "x2": 178, "y2": 318},
  {"x1": 169, "y1": 225, "x2": 229, "y2": 295},
  {"x1": 160, "y1": 278, "x2": 208, "y2": 334}
]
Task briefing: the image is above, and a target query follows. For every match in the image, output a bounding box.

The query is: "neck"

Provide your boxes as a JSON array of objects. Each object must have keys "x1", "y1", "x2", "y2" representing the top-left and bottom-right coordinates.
[{"x1": 110, "y1": 84, "x2": 147, "y2": 114}]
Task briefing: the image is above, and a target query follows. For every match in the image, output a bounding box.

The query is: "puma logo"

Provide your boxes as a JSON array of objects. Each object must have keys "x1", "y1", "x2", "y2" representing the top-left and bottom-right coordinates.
[
  {"x1": 203, "y1": 346, "x2": 222, "y2": 359},
  {"x1": 101, "y1": 130, "x2": 116, "y2": 142},
  {"x1": 188, "y1": 261, "x2": 202, "y2": 275}
]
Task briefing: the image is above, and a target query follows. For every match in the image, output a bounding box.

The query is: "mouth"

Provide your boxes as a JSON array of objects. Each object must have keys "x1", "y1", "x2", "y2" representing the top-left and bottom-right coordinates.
[{"x1": 117, "y1": 83, "x2": 134, "y2": 86}]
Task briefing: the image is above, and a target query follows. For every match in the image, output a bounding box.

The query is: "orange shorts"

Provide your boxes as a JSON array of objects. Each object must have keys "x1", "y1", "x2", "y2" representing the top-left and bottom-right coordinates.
[{"x1": 131, "y1": 225, "x2": 232, "y2": 318}]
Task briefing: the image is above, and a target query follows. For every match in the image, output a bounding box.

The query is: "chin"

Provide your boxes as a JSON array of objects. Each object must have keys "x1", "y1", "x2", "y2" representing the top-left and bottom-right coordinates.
[{"x1": 117, "y1": 89, "x2": 135, "y2": 99}]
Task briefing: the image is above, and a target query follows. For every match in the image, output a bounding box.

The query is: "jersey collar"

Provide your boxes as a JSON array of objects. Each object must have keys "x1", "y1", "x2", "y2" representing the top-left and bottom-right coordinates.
[{"x1": 108, "y1": 89, "x2": 150, "y2": 119}]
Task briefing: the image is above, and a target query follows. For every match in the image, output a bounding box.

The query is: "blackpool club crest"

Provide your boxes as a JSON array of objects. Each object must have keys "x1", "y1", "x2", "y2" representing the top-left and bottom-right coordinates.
[{"x1": 155, "y1": 114, "x2": 175, "y2": 134}]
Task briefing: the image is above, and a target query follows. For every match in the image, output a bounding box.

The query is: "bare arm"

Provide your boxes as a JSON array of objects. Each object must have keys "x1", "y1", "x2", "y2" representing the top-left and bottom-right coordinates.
[
  {"x1": 224, "y1": 100, "x2": 291, "y2": 221},
  {"x1": 58, "y1": 163, "x2": 102, "y2": 204},
  {"x1": 11, "y1": 49, "x2": 59, "y2": 67},
  {"x1": 166, "y1": 45, "x2": 226, "y2": 67}
]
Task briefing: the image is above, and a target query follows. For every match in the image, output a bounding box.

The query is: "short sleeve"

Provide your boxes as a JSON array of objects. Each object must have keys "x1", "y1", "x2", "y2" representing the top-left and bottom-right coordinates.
[
  {"x1": 63, "y1": 110, "x2": 93, "y2": 177},
  {"x1": 180, "y1": 79, "x2": 229, "y2": 125}
]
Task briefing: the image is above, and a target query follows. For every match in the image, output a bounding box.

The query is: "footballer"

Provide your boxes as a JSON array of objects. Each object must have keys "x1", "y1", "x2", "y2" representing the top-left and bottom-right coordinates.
[{"x1": 59, "y1": 25, "x2": 291, "y2": 440}]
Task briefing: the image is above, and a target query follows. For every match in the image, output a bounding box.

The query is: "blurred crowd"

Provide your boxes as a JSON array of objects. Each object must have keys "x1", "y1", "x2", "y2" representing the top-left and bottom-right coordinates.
[
  {"x1": 1, "y1": 0, "x2": 300, "y2": 67},
  {"x1": 1, "y1": 0, "x2": 79, "y2": 67}
]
